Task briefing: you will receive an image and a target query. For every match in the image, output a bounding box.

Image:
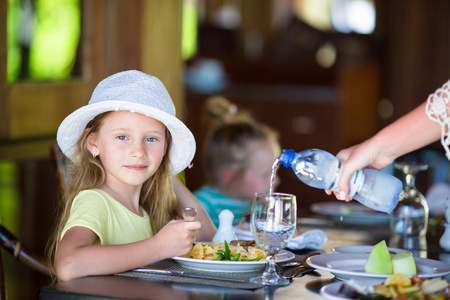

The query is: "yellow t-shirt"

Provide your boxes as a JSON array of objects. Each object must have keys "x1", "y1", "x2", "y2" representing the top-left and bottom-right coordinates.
[{"x1": 61, "y1": 189, "x2": 153, "y2": 245}]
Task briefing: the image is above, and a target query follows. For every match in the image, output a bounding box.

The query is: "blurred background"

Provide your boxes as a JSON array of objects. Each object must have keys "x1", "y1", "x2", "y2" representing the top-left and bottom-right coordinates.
[{"x1": 0, "y1": 0, "x2": 449, "y2": 298}]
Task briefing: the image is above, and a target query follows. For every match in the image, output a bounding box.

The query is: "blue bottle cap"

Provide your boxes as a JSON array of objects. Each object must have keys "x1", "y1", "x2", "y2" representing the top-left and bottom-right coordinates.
[{"x1": 280, "y1": 149, "x2": 295, "y2": 167}]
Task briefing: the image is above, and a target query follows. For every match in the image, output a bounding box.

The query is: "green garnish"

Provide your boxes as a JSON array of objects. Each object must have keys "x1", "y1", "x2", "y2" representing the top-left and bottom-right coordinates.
[
  {"x1": 214, "y1": 240, "x2": 241, "y2": 261},
  {"x1": 242, "y1": 253, "x2": 264, "y2": 261}
]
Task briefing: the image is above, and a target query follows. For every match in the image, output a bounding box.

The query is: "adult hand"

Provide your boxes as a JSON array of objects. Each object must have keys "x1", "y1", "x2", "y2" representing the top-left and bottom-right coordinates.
[{"x1": 325, "y1": 138, "x2": 395, "y2": 201}]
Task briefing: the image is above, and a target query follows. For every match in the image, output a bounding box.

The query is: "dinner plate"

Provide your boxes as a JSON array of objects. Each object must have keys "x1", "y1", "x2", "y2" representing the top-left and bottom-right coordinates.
[
  {"x1": 331, "y1": 245, "x2": 410, "y2": 255},
  {"x1": 307, "y1": 253, "x2": 450, "y2": 281},
  {"x1": 320, "y1": 282, "x2": 352, "y2": 300},
  {"x1": 310, "y1": 202, "x2": 390, "y2": 225},
  {"x1": 172, "y1": 249, "x2": 295, "y2": 272}
]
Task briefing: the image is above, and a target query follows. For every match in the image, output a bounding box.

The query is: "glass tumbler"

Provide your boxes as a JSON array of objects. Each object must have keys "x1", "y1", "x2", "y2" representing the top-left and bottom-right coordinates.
[{"x1": 389, "y1": 162, "x2": 429, "y2": 255}]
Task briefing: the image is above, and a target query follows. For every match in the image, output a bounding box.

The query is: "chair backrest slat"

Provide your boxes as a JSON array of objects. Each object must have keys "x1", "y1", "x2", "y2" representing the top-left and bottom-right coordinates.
[{"x1": 0, "y1": 224, "x2": 51, "y2": 277}]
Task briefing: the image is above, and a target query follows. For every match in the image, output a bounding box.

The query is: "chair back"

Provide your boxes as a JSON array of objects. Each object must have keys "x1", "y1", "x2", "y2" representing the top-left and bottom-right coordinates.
[
  {"x1": 0, "y1": 224, "x2": 51, "y2": 276},
  {"x1": 0, "y1": 249, "x2": 5, "y2": 300}
]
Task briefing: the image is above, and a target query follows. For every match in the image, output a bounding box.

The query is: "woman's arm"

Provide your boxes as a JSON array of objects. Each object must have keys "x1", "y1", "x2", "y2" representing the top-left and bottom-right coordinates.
[
  {"x1": 173, "y1": 177, "x2": 217, "y2": 241},
  {"x1": 334, "y1": 102, "x2": 441, "y2": 200}
]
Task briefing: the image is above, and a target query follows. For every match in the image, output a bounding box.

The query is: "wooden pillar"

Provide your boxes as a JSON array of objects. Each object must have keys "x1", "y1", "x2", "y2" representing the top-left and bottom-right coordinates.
[
  {"x1": 0, "y1": 0, "x2": 8, "y2": 139},
  {"x1": 141, "y1": 0, "x2": 185, "y2": 119}
]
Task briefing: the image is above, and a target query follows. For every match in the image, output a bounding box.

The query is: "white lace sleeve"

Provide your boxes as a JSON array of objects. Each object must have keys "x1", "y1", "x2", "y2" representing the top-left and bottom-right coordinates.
[{"x1": 425, "y1": 79, "x2": 450, "y2": 160}]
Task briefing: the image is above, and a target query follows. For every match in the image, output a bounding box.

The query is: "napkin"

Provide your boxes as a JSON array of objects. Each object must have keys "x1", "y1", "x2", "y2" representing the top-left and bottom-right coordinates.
[
  {"x1": 286, "y1": 229, "x2": 328, "y2": 250},
  {"x1": 233, "y1": 224, "x2": 253, "y2": 240},
  {"x1": 232, "y1": 225, "x2": 328, "y2": 250}
]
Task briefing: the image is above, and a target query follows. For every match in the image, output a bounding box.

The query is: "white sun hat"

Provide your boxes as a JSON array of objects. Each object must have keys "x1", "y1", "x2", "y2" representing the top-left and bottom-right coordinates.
[{"x1": 57, "y1": 70, "x2": 196, "y2": 175}]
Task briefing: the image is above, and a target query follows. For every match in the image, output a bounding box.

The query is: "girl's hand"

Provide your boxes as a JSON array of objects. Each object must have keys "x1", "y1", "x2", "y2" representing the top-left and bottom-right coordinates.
[
  {"x1": 172, "y1": 177, "x2": 217, "y2": 240},
  {"x1": 153, "y1": 219, "x2": 202, "y2": 258}
]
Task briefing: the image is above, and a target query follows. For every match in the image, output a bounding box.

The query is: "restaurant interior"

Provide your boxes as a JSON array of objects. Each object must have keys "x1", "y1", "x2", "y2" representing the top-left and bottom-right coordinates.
[{"x1": 0, "y1": 0, "x2": 449, "y2": 299}]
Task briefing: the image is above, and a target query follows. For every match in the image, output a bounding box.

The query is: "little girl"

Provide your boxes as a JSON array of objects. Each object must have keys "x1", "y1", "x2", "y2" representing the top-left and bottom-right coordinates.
[
  {"x1": 49, "y1": 70, "x2": 215, "y2": 281},
  {"x1": 194, "y1": 97, "x2": 281, "y2": 227}
]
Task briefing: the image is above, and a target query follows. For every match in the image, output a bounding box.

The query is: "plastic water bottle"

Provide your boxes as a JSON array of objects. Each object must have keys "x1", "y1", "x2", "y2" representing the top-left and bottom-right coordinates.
[{"x1": 278, "y1": 149, "x2": 403, "y2": 213}]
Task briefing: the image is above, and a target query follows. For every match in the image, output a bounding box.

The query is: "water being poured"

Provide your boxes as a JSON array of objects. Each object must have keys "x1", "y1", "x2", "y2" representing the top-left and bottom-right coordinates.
[{"x1": 269, "y1": 158, "x2": 280, "y2": 195}]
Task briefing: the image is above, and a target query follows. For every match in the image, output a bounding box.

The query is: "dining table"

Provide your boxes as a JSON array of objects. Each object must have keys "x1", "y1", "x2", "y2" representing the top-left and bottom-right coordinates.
[{"x1": 38, "y1": 203, "x2": 450, "y2": 300}]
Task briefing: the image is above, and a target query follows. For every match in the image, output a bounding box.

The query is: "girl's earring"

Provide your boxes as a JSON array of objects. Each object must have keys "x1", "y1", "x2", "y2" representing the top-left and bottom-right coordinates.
[{"x1": 92, "y1": 151, "x2": 98, "y2": 158}]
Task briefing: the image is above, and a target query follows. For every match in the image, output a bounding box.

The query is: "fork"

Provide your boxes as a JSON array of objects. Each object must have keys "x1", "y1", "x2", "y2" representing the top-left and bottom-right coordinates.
[{"x1": 280, "y1": 252, "x2": 321, "y2": 278}]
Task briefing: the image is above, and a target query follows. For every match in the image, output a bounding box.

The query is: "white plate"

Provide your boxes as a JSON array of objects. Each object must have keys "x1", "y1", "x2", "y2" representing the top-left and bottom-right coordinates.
[
  {"x1": 307, "y1": 253, "x2": 450, "y2": 281},
  {"x1": 310, "y1": 202, "x2": 390, "y2": 225},
  {"x1": 320, "y1": 282, "x2": 351, "y2": 300},
  {"x1": 172, "y1": 250, "x2": 295, "y2": 272},
  {"x1": 332, "y1": 245, "x2": 410, "y2": 255}
]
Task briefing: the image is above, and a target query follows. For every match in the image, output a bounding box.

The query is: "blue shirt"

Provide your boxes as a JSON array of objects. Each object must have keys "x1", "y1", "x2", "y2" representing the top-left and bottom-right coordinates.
[{"x1": 193, "y1": 185, "x2": 252, "y2": 227}]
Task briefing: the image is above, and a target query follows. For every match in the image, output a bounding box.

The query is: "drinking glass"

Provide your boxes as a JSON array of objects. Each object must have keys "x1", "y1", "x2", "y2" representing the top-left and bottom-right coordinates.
[
  {"x1": 250, "y1": 192, "x2": 297, "y2": 286},
  {"x1": 389, "y1": 162, "x2": 429, "y2": 253}
]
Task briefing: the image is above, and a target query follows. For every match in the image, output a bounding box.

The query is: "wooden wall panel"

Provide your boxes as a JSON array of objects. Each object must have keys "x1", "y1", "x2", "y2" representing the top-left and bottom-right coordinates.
[
  {"x1": 385, "y1": 0, "x2": 450, "y2": 124},
  {"x1": 0, "y1": 0, "x2": 8, "y2": 139},
  {"x1": 141, "y1": 0, "x2": 184, "y2": 119}
]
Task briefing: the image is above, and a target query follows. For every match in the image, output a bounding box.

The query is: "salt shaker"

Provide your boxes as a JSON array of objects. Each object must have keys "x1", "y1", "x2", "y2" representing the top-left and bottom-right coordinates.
[
  {"x1": 212, "y1": 209, "x2": 237, "y2": 243},
  {"x1": 439, "y1": 198, "x2": 450, "y2": 251}
]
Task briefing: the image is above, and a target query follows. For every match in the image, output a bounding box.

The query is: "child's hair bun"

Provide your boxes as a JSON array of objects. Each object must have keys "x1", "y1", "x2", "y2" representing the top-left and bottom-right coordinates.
[{"x1": 203, "y1": 96, "x2": 253, "y2": 128}]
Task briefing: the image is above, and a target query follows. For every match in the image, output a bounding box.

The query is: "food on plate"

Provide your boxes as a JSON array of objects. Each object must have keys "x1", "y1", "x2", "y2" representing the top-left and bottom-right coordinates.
[
  {"x1": 339, "y1": 274, "x2": 449, "y2": 299},
  {"x1": 364, "y1": 240, "x2": 393, "y2": 274},
  {"x1": 364, "y1": 240, "x2": 417, "y2": 275},
  {"x1": 421, "y1": 278, "x2": 450, "y2": 295},
  {"x1": 182, "y1": 240, "x2": 267, "y2": 261},
  {"x1": 392, "y1": 252, "x2": 417, "y2": 275}
]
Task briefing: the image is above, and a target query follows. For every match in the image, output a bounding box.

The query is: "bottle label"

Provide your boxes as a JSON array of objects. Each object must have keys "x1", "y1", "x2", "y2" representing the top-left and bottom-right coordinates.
[
  {"x1": 331, "y1": 168, "x2": 365, "y2": 197},
  {"x1": 348, "y1": 170, "x2": 365, "y2": 198},
  {"x1": 330, "y1": 159, "x2": 344, "y2": 193}
]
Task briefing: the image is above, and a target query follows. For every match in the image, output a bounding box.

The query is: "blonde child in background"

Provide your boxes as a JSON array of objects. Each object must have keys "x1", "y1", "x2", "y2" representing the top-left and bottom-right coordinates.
[
  {"x1": 49, "y1": 70, "x2": 215, "y2": 281},
  {"x1": 194, "y1": 97, "x2": 281, "y2": 227}
]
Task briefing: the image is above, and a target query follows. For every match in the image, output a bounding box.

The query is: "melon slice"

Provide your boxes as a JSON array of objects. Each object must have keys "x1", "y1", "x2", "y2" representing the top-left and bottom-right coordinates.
[
  {"x1": 392, "y1": 252, "x2": 417, "y2": 275},
  {"x1": 364, "y1": 240, "x2": 393, "y2": 274}
]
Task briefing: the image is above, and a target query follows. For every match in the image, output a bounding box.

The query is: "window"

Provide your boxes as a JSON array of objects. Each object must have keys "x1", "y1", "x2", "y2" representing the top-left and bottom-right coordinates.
[
  {"x1": 293, "y1": 0, "x2": 376, "y2": 34},
  {"x1": 7, "y1": 0, "x2": 81, "y2": 83}
]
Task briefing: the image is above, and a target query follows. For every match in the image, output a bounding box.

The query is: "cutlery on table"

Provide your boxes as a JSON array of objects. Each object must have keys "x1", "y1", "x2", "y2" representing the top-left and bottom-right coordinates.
[
  {"x1": 281, "y1": 252, "x2": 321, "y2": 278},
  {"x1": 133, "y1": 268, "x2": 249, "y2": 283}
]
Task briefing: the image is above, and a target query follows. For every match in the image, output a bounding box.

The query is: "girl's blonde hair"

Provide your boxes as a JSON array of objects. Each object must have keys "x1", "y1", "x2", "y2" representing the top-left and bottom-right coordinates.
[
  {"x1": 47, "y1": 112, "x2": 176, "y2": 279},
  {"x1": 202, "y1": 96, "x2": 280, "y2": 186}
]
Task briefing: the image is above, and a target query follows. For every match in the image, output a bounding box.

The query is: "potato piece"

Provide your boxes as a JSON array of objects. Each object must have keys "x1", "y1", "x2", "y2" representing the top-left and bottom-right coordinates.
[
  {"x1": 384, "y1": 273, "x2": 412, "y2": 287},
  {"x1": 397, "y1": 285, "x2": 420, "y2": 294},
  {"x1": 373, "y1": 285, "x2": 392, "y2": 298},
  {"x1": 388, "y1": 286, "x2": 399, "y2": 298}
]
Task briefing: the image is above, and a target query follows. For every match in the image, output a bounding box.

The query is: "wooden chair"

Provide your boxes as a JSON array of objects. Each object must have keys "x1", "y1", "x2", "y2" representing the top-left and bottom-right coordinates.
[
  {"x1": 0, "y1": 224, "x2": 50, "y2": 276},
  {"x1": 0, "y1": 249, "x2": 5, "y2": 300},
  {"x1": 0, "y1": 224, "x2": 51, "y2": 300},
  {"x1": 0, "y1": 145, "x2": 66, "y2": 299}
]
